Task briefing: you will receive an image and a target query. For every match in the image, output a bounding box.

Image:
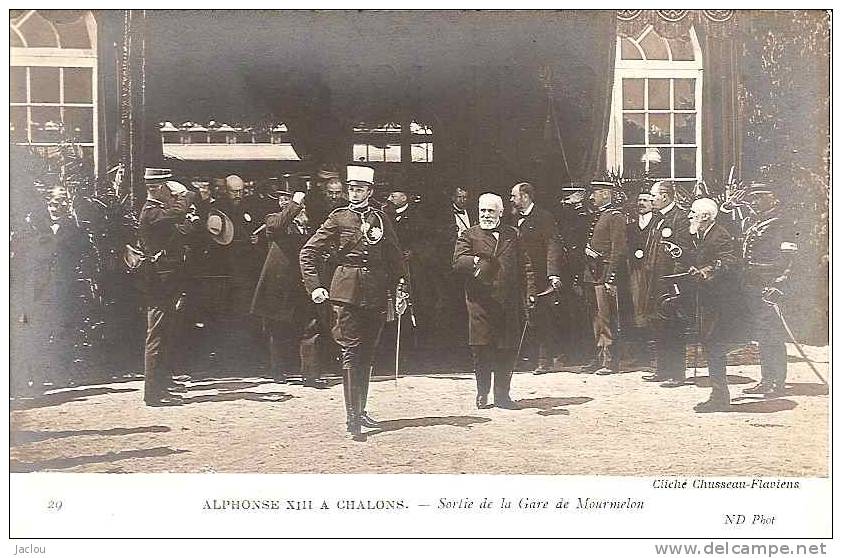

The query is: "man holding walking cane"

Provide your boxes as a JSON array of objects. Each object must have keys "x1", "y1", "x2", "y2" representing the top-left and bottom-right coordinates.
[{"x1": 453, "y1": 193, "x2": 528, "y2": 409}]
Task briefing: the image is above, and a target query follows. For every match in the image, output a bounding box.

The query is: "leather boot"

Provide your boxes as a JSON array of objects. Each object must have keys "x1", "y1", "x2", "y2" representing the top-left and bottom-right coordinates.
[
  {"x1": 494, "y1": 371, "x2": 517, "y2": 409},
  {"x1": 356, "y1": 366, "x2": 379, "y2": 429},
  {"x1": 342, "y1": 368, "x2": 358, "y2": 434},
  {"x1": 475, "y1": 369, "x2": 492, "y2": 409}
]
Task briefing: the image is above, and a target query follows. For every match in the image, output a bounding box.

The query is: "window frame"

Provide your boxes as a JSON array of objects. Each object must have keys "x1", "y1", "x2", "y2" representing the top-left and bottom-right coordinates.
[
  {"x1": 10, "y1": 11, "x2": 98, "y2": 173},
  {"x1": 606, "y1": 25, "x2": 703, "y2": 185}
]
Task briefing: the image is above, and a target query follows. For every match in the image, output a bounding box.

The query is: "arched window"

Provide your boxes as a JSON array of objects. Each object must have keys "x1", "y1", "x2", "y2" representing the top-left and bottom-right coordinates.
[
  {"x1": 10, "y1": 10, "x2": 98, "y2": 171},
  {"x1": 606, "y1": 25, "x2": 703, "y2": 187}
]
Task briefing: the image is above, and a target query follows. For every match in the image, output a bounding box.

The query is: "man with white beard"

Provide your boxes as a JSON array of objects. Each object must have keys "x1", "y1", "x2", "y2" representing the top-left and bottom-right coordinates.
[
  {"x1": 453, "y1": 193, "x2": 528, "y2": 409},
  {"x1": 685, "y1": 198, "x2": 742, "y2": 412}
]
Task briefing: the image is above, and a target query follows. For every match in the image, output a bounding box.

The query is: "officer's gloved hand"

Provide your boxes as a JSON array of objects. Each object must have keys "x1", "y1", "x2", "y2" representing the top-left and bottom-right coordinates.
[
  {"x1": 548, "y1": 275, "x2": 562, "y2": 290},
  {"x1": 311, "y1": 287, "x2": 329, "y2": 304},
  {"x1": 292, "y1": 191, "x2": 306, "y2": 205}
]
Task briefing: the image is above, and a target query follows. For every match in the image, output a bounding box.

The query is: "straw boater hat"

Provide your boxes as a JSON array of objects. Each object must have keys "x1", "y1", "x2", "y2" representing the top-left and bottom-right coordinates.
[{"x1": 206, "y1": 210, "x2": 234, "y2": 246}]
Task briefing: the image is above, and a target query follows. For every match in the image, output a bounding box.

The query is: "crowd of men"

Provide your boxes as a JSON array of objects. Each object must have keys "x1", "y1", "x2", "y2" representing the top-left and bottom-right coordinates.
[{"x1": 136, "y1": 164, "x2": 799, "y2": 438}]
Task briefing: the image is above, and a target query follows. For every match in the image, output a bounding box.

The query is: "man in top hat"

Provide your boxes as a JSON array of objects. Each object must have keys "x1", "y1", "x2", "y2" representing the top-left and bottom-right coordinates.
[
  {"x1": 138, "y1": 168, "x2": 197, "y2": 406},
  {"x1": 642, "y1": 180, "x2": 693, "y2": 387},
  {"x1": 453, "y1": 192, "x2": 528, "y2": 409},
  {"x1": 740, "y1": 184, "x2": 798, "y2": 397},
  {"x1": 299, "y1": 165, "x2": 406, "y2": 438},
  {"x1": 582, "y1": 180, "x2": 628, "y2": 375},
  {"x1": 509, "y1": 181, "x2": 564, "y2": 373}
]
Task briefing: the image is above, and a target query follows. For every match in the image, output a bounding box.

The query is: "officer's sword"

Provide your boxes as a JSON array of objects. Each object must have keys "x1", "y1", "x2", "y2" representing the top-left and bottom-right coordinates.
[{"x1": 768, "y1": 301, "x2": 827, "y2": 385}]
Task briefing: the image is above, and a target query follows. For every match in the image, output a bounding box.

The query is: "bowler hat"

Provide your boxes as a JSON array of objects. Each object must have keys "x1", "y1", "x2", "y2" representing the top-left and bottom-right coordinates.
[{"x1": 265, "y1": 177, "x2": 293, "y2": 200}]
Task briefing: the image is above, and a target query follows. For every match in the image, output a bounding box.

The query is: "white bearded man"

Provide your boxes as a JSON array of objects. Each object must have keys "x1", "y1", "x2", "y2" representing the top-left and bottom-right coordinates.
[{"x1": 453, "y1": 193, "x2": 529, "y2": 409}]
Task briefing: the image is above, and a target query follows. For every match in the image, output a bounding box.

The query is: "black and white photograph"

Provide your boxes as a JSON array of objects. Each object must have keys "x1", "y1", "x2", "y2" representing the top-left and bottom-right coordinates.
[{"x1": 7, "y1": 7, "x2": 832, "y2": 548}]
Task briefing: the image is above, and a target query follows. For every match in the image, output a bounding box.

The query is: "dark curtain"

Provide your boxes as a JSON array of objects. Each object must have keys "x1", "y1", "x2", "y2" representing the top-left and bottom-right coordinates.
[
  {"x1": 696, "y1": 23, "x2": 741, "y2": 192},
  {"x1": 139, "y1": 10, "x2": 617, "y2": 192}
]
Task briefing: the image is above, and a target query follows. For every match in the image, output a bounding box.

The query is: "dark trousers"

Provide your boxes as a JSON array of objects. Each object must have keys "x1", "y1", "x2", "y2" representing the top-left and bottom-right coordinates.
[
  {"x1": 655, "y1": 317, "x2": 687, "y2": 381},
  {"x1": 704, "y1": 341, "x2": 730, "y2": 399},
  {"x1": 471, "y1": 345, "x2": 514, "y2": 401},
  {"x1": 144, "y1": 300, "x2": 178, "y2": 400},
  {"x1": 749, "y1": 295, "x2": 788, "y2": 385},
  {"x1": 265, "y1": 319, "x2": 301, "y2": 378},
  {"x1": 332, "y1": 303, "x2": 386, "y2": 420},
  {"x1": 531, "y1": 299, "x2": 562, "y2": 364}
]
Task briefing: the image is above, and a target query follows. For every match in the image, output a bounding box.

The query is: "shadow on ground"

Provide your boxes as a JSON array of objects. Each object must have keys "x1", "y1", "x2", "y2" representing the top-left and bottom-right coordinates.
[
  {"x1": 180, "y1": 391, "x2": 293, "y2": 405},
  {"x1": 10, "y1": 425, "x2": 170, "y2": 446},
  {"x1": 514, "y1": 396, "x2": 594, "y2": 416},
  {"x1": 10, "y1": 387, "x2": 139, "y2": 411},
  {"x1": 362, "y1": 415, "x2": 491, "y2": 439},
  {"x1": 725, "y1": 398, "x2": 799, "y2": 413},
  {"x1": 691, "y1": 374, "x2": 755, "y2": 387},
  {"x1": 10, "y1": 446, "x2": 189, "y2": 472},
  {"x1": 782, "y1": 383, "x2": 829, "y2": 397}
]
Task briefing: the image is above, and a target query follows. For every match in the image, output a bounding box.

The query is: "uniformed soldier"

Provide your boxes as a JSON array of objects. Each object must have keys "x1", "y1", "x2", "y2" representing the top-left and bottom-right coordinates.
[
  {"x1": 138, "y1": 168, "x2": 197, "y2": 406},
  {"x1": 582, "y1": 180, "x2": 628, "y2": 375},
  {"x1": 299, "y1": 165, "x2": 405, "y2": 437},
  {"x1": 740, "y1": 184, "x2": 798, "y2": 397}
]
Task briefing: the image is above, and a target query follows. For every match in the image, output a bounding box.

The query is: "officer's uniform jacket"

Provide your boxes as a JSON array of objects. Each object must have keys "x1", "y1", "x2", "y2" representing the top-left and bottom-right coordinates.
[
  {"x1": 299, "y1": 205, "x2": 405, "y2": 310},
  {"x1": 583, "y1": 204, "x2": 627, "y2": 284},
  {"x1": 138, "y1": 194, "x2": 193, "y2": 300},
  {"x1": 741, "y1": 209, "x2": 797, "y2": 291}
]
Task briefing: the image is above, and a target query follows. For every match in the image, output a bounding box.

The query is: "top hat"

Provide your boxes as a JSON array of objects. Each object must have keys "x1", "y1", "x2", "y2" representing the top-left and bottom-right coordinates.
[
  {"x1": 206, "y1": 210, "x2": 234, "y2": 246},
  {"x1": 347, "y1": 165, "x2": 375, "y2": 186},
  {"x1": 144, "y1": 167, "x2": 173, "y2": 183}
]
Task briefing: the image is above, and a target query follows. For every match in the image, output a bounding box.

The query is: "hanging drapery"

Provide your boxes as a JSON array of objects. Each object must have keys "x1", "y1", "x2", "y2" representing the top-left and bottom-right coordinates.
[{"x1": 617, "y1": 9, "x2": 738, "y2": 39}]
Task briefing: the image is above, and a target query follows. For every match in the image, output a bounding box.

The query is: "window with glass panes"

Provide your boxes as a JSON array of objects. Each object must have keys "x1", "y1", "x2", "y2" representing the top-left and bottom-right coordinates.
[
  {"x1": 351, "y1": 120, "x2": 433, "y2": 163},
  {"x1": 10, "y1": 10, "x2": 98, "y2": 170},
  {"x1": 606, "y1": 25, "x2": 703, "y2": 188}
]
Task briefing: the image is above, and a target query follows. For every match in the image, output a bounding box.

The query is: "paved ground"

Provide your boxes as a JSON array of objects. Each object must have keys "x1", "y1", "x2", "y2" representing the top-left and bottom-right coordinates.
[{"x1": 9, "y1": 344, "x2": 829, "y2": 476}]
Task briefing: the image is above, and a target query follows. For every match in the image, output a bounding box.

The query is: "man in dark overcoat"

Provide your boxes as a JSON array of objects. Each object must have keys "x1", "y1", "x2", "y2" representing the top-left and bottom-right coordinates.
[
  {"x1": 453, "y1": 193, "x2": 528, "y2": 409},
  {"x1": 509, "y1": 181, "x2": 564, "y2": 373},
  {"x1": 250, "y1": 190, "x2": 312, "y2": 383},
  {"x1": 138, "y1": 169, "x2": 196, "y2": 406},
  {"x1": 642, "y1": 180, "x2": 693, "y2": 387},
  {"x1": 683, "y1": 198, "x2": 743, "y2": 412},
  {"x1": 299, "y1": 166, "x2": 405, "y2": 438}
]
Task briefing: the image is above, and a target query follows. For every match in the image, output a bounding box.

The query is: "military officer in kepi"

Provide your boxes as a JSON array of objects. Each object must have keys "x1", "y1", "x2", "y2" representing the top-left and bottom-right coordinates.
[
  {"x1": 299, "y1": 165, "x2": 406, "y2": 438},
  {"x1": 581, "y1": 180, "x2": 628, "y2": 375},
  {"x1": 740, "y1": 184, "x2": 798, "y2": 398}
]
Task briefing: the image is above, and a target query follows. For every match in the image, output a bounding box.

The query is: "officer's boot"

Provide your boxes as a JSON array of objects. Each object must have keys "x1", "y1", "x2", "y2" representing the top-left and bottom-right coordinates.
[
  {"x1": 356, "y1": 365, "x2": 379, "y2": 429},
  {"x1": 342, "y1": 368, "x2": 359, "y2": 434}
]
